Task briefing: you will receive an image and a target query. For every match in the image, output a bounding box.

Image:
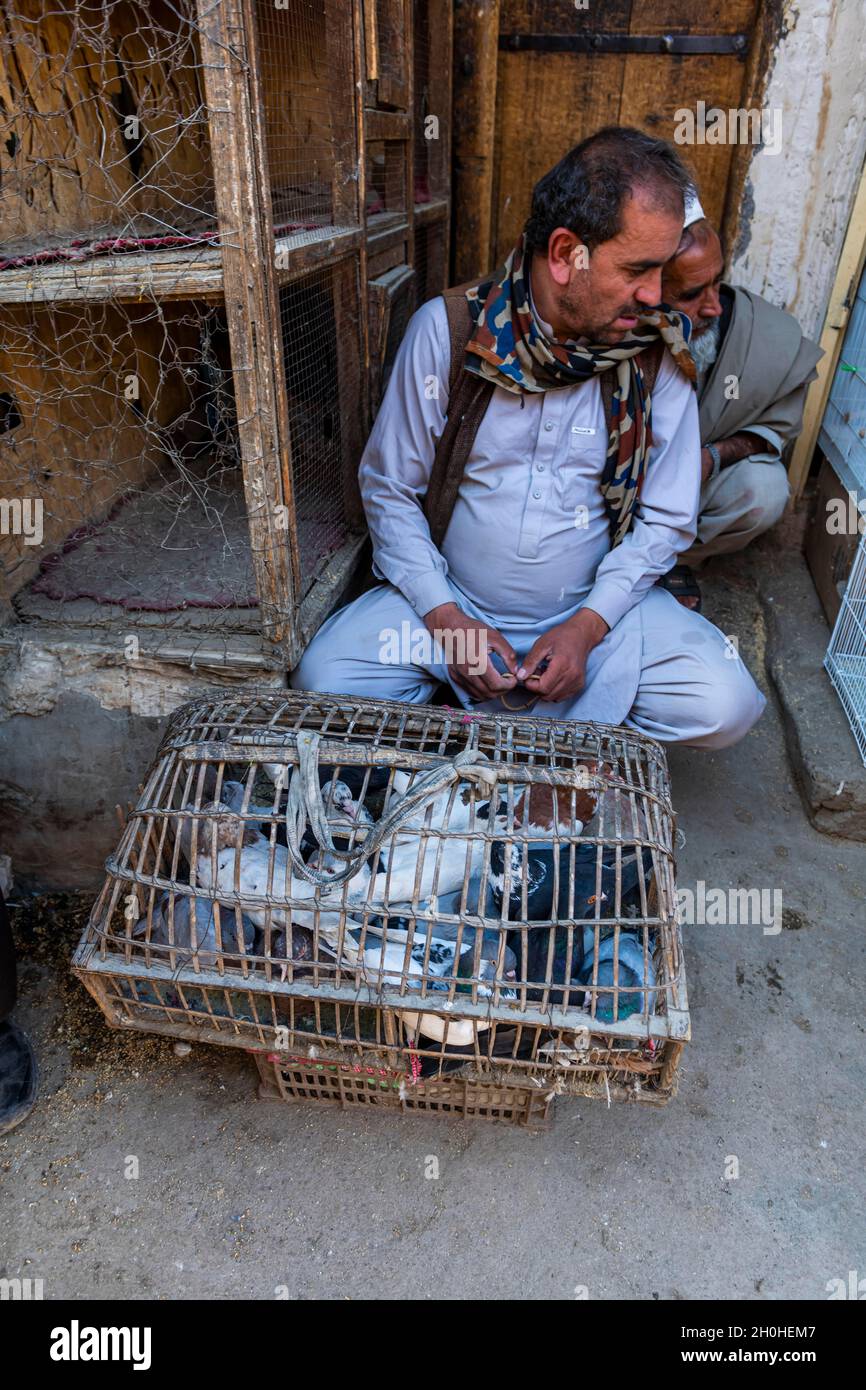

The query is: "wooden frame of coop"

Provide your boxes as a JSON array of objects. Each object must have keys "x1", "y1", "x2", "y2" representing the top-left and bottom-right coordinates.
[
  {"x1": 73, "y1": 692, "x2": 690, "y2": 1123},
  {"x1": 0, "y1": 0, "x2": 452, "y2": 670}
]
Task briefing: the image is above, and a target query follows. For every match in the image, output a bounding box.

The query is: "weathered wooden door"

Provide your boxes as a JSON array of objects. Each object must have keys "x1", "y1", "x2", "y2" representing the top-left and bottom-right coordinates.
[{"x1": 454, "y1": 0, "x2": 768, "y2": 279}]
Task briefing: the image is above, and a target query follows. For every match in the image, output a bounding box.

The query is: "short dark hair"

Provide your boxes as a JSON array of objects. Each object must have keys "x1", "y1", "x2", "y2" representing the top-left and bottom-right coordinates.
[{"x1": 523, "y1": 126, "x2": 695, "y2": 255}]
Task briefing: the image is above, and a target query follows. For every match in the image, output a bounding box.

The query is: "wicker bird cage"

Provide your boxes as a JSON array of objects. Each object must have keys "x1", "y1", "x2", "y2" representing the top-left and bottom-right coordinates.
[{"x1": 73, "y1": 691, "x2": 689, "y2": 1122}]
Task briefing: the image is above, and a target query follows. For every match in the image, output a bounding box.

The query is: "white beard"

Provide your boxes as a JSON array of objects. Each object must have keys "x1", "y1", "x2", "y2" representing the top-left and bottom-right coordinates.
[{"x1": 689, "y1": 319, "x2": 721, "y2": 383}]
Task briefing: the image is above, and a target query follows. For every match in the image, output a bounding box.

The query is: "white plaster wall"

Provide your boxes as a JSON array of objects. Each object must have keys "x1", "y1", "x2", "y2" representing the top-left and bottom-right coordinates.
[
  {"x1": 729, "y1": 0, "x2": 866, "y2": 340},
  {"x1": 0, "y1": 637, "x2": 284, "y2": 720}
]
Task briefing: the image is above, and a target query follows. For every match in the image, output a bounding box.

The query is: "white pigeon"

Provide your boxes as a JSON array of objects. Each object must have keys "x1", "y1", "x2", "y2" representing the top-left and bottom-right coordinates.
[
  {"x1": 359, "y1": 935, "x2": 427, "y2": 990},
  {"x1": 364, "y1": 831, "x2": 488, "y2": 905},
  {"x1": 192, "y1": 803, "x2": 365, "y2": 964},
  {"x1": 385, "y1": 769, "x2": 497, "y2": 835},
  {"x1": 363, "y1": 770, "x2": 497, "y2": 906},
  {"x1": 320, "y1": 778, "x2": 375, "y2": 833}
]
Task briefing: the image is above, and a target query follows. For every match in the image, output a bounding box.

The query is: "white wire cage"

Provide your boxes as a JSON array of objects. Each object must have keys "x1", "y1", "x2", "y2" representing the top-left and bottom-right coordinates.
[{"x1": 826, "y1": 528, "x2": 866, "y2": 766}]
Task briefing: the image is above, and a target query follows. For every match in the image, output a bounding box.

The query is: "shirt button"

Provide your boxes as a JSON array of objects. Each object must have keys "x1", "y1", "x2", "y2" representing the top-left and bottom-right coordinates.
[
  {"x1": 532, "y1": 489, "x2": 542, "y2": 499},
  {"x1": 544, "y1": 422, "x2": 554, "y2": 432},
  {"x1": 536, "y1": 463, "x2": 545, "y2": 472}
]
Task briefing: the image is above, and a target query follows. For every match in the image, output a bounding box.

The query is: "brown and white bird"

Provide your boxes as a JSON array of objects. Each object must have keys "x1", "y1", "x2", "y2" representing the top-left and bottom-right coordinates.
[{"x1": 511, "y1": 761, "x2": 609, "y2": 837}]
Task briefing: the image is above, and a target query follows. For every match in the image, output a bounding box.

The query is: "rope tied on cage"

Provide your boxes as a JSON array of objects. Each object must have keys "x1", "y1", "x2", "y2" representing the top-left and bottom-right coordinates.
[{"x1": 283, "y1": 730, "x2": 495, "y2": 886}]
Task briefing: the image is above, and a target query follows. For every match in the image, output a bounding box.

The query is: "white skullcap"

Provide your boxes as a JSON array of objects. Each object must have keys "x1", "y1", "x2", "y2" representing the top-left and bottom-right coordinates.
[{"x1": 683, "y1": 189, "x2": 706, "y2": 228}]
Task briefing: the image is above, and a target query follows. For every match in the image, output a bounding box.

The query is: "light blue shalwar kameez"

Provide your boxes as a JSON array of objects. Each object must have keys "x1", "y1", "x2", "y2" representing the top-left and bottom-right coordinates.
[{"x1": 294, "y1": 297, "x2": 765, "y2": 749}]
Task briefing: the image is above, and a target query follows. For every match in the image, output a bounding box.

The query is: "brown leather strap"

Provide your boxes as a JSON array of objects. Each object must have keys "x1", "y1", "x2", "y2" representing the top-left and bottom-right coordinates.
[
  {"x1": 424, "y1": 301, "x2": 668, "y2": 549},
  {"x1": 422, "y1": 286, "x2": 494, "y2": 550}
]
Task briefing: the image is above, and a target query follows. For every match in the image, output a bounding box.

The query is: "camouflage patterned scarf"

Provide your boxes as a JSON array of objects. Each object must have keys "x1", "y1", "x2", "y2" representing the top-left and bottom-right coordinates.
[{"x1": 464, "y1": 234, "x2": 695, "y2": 547}]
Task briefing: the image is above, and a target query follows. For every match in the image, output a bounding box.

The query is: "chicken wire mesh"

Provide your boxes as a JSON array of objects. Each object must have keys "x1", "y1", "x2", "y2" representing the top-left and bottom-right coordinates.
[
  {"x1": 277, "y1": 264, "x2": 366, "y2": 605},
  {"x1": 0, "y1": 296, "x2": 258, "y2": 639},
  {"x1": 413, "y1": 217, "x2": 448, "y2": 307},
  {"x1": 254, "y1": 0, "x2": 358, "y2": 234},
  {"x1": 819, "y1": 265, "x2": 866, "y2": 495},
  {"x1": 0, "y1": 0, "x2": 214, "y2": 257},
  {"x1": 366, "y1": 140, "x2": 408, "y2": 221},
  {"x1": 0, "y1": 1, "x2": 369, "y2": 656},
  {"x1": 825, "y1": 529, "x2": 866, "y2": 766},
  {"x1": 73, "y1": 691, "x2": 689, "y2": 1109}
]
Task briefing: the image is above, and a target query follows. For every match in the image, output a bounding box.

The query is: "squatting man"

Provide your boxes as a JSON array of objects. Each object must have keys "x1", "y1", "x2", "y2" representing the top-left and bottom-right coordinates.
[
  {"x1": 295, "y1": 127, "x2": 767, "y2": 750},
  {"x1": 659, "y1": 198, "x2": 820, "y2": 608}
]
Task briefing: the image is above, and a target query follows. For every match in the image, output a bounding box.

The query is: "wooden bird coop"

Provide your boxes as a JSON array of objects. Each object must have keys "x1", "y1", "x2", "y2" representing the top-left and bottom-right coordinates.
[{"x1": 0, "y1": 0, "x2": 452, "y2": 671}]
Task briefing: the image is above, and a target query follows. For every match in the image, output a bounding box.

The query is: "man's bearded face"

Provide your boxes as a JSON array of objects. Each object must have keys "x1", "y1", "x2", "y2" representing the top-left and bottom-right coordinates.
[
  {"x1": 551, "y1": 193, "x2": 684, "y2": 345},
  {"x1": 661, "y1": 231, "x2": 725, "y2": 337}
]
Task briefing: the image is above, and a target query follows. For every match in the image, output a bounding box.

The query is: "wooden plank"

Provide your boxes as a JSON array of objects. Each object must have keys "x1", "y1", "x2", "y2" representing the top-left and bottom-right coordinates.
[
  {"x1": 366, "y1": 214, "x2": 411, "y2": 259},
  {"x1": 368, "y1": 262, "x2": 415, "y2": 403},
  {"x1": 479, "y1": 0, "x2": 767, "y2": 266},
  {"x1": 618, "y1": 60, "x2": 752, "y2": 230},
  {"x1": 0, "y1": 227, "x2": 368, "y2": 306},
  {"x1": 788, "y1": 163, "x2": 866, "y2": 500},
  {"x1": 423, "y1": 0, "x2": 453, "y2": 203},
  {"x1": 375, "y1": 0, "x2": 411, "y2": 108},
  {"x1": 367, "y1": 240, "x2": 412, "y2": 279},
  {"x1": 414, "y1": 197, "x2": 450, "y2": 227},
  {"x1": 296, "y1": 532, "x2": 369, "y2": 651},
  {"x1": 353, "y1": 0, "x2": 374, "y2": 443},
  {"x1": 325, "y1": 0, "x2": 362, "y2": 227},
  {"x1": 196, "y1": 0, "x2": 298, "y2": 660},
  {"x1": 331, "y1": 255, "x2": 368, "y2": 531},
  {"x1": 489, "y1": 3, "x2": 631, "y2": 266},
  {"x1": 492, "y1": 52, "x2": 624, "y2": 265},
  {"x1": 365, "y1": 108, "x2": 411, "y2": 141},
  {"x1": 452, "y1": 0, "x2": 502, "y2": 280},
  {"x1": 0, "y1": 622, "x2": 280, "y2": 673},
  {"x1": 627, "y1": 0, "x2": 756, "y2": 30},
  {"x1": 364, "y1": 0, "x2": 380, "y2": 81},
  {"x1": 0, "y1": 245, "x2": 225, "y2": 306},
  {"x1": 501, "y1": 0, "x2": 631, "y2": 29},
  {"x1": 273, "y1": 226, "x2": 364, "y2": 286}
]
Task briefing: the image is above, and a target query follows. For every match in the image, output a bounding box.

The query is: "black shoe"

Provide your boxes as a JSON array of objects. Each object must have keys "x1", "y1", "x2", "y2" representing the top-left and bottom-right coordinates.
[
  {"x1": 0, "y1": 1020, "x2": 37, "y2": 1136},
  {"x1": 657, "y1": 562, "x2": 702, "y2": 612}
]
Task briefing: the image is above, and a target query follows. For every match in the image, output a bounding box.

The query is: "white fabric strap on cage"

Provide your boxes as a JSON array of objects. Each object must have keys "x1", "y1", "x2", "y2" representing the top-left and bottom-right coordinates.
[{"x1": 284, "y1": 730, "x2": 496, "y2": 887}]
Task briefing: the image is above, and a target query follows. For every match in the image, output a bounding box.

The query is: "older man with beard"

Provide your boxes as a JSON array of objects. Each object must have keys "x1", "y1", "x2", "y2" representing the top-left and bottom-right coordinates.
[
  {"x1": 293, "y1": 127, "x2": 765, "y2": 750},
  {"x1": 659, "y1": 210, "x2": 822, "y2": 609}
]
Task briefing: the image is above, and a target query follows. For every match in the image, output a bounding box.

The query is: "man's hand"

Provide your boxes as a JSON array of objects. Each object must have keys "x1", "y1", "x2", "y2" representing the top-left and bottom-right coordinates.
[
  {"x1": 423, "y1": 601, "x2": 519, "y2": 701},
  {"x1": 519, "y1": 607, "x2": 609, "y2": 703}
]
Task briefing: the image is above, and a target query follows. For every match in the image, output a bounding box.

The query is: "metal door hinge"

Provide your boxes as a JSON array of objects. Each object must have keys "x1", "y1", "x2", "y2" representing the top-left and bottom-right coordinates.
[{"x1": 500, "y1": 33, "x2": 749, "y2": 57}]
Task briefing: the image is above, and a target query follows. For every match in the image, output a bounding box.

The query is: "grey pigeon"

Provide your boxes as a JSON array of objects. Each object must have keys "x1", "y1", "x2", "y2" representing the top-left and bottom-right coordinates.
[{"x1": 132, "y1": 891, "x2": 256, "y2": 963}]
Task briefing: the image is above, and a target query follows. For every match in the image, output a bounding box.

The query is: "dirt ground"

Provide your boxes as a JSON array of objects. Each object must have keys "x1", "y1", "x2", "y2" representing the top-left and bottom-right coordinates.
[{"x1": 2, "y1": 555, "x2": 865, "y2": 1301}]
